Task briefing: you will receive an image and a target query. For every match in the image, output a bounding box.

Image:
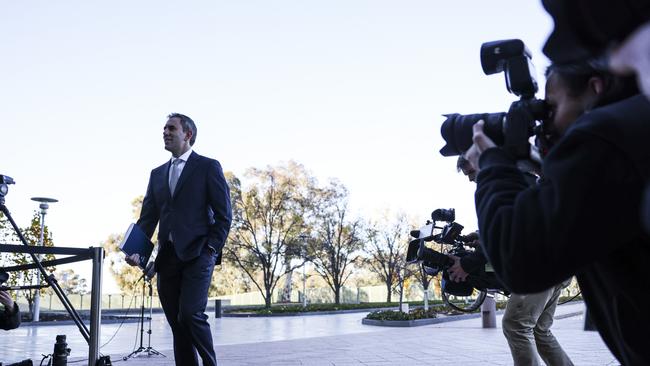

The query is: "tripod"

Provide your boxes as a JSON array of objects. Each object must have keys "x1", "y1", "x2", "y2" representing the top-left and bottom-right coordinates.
[{"x1": 123, "y1": 276, "x2": 164, "y2": 360}]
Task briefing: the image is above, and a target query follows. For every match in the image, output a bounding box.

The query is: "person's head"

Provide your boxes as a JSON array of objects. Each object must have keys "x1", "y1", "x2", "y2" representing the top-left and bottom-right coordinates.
[
  {"x1": 457, "y1": 155, "x2": 477, "y2": 183},
  {"x1": 542, "y1": 0, "x2": 650, "y2": 64},
  {"x1": 164, "y1": 113, "x2": 197, "y2": 157},
  {"x1": 543, "y1": 62, "x2": 638, "y2": 142}
]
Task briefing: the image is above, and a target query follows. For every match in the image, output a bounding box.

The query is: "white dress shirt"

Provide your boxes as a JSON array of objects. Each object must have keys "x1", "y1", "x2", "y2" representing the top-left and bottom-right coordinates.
[{"x1": 169, "y1": 148, "x2": 193, "y2": 189}]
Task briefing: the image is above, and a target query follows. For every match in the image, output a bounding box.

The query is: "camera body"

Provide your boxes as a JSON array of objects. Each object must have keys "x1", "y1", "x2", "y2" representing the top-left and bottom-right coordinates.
[
  {"x1": 439, "y1": 39, "x2": 549, "y2": 159},
  {"x1": 406, "y1": 209, "x2": 503, "y2": 296},
  {"x1": 0, "y1": 175, "x2": 14, "y2": 200}
]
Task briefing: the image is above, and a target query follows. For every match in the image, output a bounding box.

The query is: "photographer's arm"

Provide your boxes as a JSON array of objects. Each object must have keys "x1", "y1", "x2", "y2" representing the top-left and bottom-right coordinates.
[
  {"x1": 474, "y1": 127, "x2": 642, "y2": 293},
  {"x1": 0, "y1": 291, "x2": 20, "y2": 330},
  {"x1": 448, "y1": 249, "x2": 488, "y2": 283}
]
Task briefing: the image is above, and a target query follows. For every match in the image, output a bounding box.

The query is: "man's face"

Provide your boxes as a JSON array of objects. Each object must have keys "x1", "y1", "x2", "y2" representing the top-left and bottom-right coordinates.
[
  {"x1": 163, "y1": 117, "x2": 191, "y2": 157},
  {"x1": 544, "y1": 72, "x2": 591, "y2": 141},
  {"x1": 459, "y1": 155, "x2": 477, "y2": 182}
]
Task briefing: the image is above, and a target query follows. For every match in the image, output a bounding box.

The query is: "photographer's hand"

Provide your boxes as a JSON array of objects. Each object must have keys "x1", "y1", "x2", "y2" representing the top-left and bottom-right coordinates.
[
  {"x1": 467, "y1": 120, "x2": 497, "y2": 170},
  {"x1": 0, "y1": 291, "x2": 15, "y2": 311},
  {"x1": 609, "y1": 21, "x2": 650, "y2": 98},
  {"x1": 448, "y1": 255, "x2": 469, "y2": 283}
]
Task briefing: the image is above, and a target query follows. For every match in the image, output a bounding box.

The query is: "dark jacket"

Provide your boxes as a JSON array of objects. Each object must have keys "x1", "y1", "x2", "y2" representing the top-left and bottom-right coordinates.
[
  {"x1": 459, "y1": 247, "x2": 488, "y2": 274},
  {"x1": 475, "y1": 95, "x2": 650, "y2": 365},
  {"x1": 0, "y1": 303, "x2": 20, "y2": 331},
  {"x1": 137, "y1": 151, "x2": 232, "y2": 262}
]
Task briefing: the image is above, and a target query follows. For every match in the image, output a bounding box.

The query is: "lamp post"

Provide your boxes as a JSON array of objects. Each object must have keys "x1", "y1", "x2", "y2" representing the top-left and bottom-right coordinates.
[
  {"x1": 299, "y1": 234, "x2": 309, "y2": 308},
  {"x1": 30, "y1": 196, "x2": 58, "y2": 322}
]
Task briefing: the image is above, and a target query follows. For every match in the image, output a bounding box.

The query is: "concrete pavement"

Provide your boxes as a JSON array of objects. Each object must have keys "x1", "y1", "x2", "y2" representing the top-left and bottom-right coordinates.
[{"x1": 0, "y1": 302, "x2": 618, "y2": 365}]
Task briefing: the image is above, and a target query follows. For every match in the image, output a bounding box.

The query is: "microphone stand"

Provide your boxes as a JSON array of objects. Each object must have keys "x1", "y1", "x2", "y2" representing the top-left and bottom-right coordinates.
[
  {"x1": 123, "y1": 267, "x2": 164, "y2": 360},
  {"x1": 144, "y1": 277, "x2": 164, "y2": 357}
]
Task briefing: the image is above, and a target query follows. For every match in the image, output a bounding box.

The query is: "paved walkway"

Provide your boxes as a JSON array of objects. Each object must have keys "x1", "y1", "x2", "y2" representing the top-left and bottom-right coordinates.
[{"x1": 0, "y1": 302, "x2": 618, "y2": 365}]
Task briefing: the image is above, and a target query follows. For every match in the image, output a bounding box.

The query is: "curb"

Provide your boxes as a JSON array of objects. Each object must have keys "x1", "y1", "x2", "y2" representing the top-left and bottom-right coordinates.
[
  {"x1": 361, "y1": 306, "x2": 584, "y2": 327},
  {"x1": 223, "y1": 307, "x2": 413, "y2": 318},
  {"x1": 362, "y1": 311, "x2": 491, "y2": 327}
]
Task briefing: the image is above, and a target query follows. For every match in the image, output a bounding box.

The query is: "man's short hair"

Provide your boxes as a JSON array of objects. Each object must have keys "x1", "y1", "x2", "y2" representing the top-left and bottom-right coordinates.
[
  {"x1": 167, "y1": 113, "x2": 197, "y2": 146},
  {"x1": 545, "y1": 61, "x2": 638, "y2": 108}
]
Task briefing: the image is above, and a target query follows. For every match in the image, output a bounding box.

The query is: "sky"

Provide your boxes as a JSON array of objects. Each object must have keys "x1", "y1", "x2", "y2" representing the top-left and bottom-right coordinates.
[{"x1": 0, "y1": 1, "x2": 554, "y2": 293}]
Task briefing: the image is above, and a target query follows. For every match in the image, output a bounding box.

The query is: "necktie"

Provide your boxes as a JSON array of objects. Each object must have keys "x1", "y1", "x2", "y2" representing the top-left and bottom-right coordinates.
[{"x1": 169, "y1": 159, "x2": 182, "y2": 195}]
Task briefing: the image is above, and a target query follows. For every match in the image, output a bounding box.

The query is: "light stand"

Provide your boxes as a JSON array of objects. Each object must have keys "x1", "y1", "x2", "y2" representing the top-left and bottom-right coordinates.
[
  {"x1": 30, "y1": 196, "x2": 58, "y2": 322},
  {"x1": 123, "y1": 274, "x2": 164, "y2": 360}
]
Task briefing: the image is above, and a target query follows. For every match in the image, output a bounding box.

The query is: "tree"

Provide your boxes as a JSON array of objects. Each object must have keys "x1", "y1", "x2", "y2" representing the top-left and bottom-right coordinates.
[
  {"x1": 306, "y1": 181, "x2": 363, "y2": 304},
  {"x1": 56, "y1": 269, "x2": 88, "y2": 294},
  {"x1": 210, "y1": 258, "x2": 255, "y2": 297},
  {"x1": 224, "y1": 162, "x2": 314, "y2": 308},
  {"x1": 394, "y1": 262, "x2": 416, "y2": 312},
  {"x1": 363, "y1": 213, "x2": 410, "y2": 303},
  {"x1": 1, "y1": 212, "x2": 56, "y2": 317},
  {"x1": 414, "y1": 263, "x2": 433, "y2": 310}
]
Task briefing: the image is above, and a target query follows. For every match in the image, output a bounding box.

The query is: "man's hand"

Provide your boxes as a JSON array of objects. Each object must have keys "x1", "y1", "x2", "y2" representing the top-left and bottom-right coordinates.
[
  {"x1": 125, "y1": 253, "x2": 141, "y2": 267},
  {"x1": 0, "y1": 291, "x2": 14, "y2": 311},
  {"x1": 447, "y1": 255, "x2": 469, "y2": 283},
  {"x1": 466, "y1": 120, "x2": 497, "y2": 170},
  {"x1": 609, "y1": 21, "x2": 650, "y2": 98}
]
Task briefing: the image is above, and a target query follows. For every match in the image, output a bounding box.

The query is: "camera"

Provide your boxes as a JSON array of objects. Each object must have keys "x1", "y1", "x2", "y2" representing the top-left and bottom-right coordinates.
[
  {"x1": 431, "y1": 208, "x2": 455, "y2": 222},
  {"x1": 439, "y1": 39, "x2": 549, "y2": 159},
  {"x1": 0, "y1": 175, "x2": 14, "y2": 199},
  {"x1": 406, "y1": 209, "x2": 503, "y2": 296},
  {"x1": 52, "y1": 335, "x2": 70, "y2": 366}
]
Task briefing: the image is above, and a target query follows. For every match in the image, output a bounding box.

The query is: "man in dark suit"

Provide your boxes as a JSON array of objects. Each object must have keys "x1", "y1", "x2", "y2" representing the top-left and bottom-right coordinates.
[{"x1": 126, "y1": 113, "x2": 232, "y2": 366}]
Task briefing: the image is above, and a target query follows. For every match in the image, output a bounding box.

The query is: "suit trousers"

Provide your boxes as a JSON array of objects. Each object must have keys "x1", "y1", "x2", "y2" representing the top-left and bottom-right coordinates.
[
  {"x1": 502, "y1": 282, "x2": 574, "y2": 366},
  {"x1": 156, "y1": 242, "x2": 217, "y2": 366}
]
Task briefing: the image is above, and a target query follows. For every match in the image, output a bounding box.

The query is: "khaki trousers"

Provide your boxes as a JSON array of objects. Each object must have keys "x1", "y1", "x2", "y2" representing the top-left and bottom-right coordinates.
[{"x1": 502, "y1": 282, "x2": 574, "y2": 366}]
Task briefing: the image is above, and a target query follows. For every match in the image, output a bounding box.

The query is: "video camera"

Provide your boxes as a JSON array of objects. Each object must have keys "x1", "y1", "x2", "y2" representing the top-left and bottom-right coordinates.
[
  {"x1": 406, "y1": 208, "x2": 503, "y2": 296},
  {"x1": 439, "y1": 39, "x2": 550, "y2": 160}
]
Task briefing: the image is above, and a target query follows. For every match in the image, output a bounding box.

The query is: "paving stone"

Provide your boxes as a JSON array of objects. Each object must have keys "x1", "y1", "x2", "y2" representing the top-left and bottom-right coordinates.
[{"x1": 0, "y1": 302, "x2": 618, "y2": 365}]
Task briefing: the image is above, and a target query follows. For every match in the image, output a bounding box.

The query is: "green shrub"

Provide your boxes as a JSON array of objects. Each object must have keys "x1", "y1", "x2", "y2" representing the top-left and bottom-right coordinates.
[
  {"x1": 225, "y1": 301, "x2": 446, "y2": 315},
  {"x1": 365, "y1": 308, "x2": 437, "y2": 321}
]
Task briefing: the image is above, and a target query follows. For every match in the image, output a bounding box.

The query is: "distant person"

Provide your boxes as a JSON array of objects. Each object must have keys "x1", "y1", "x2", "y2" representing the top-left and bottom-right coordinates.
[{"x1": 126, "y1": 113, "x2": 232, "y2": 366}]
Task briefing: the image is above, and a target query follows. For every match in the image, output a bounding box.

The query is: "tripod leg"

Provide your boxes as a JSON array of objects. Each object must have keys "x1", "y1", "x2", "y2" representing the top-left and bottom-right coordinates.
[
  {"x1": 144, "y1": 279, "x2": 166, "y2": 357},
  {"x1": 123, "y1": 281, "x2": 149, "y2": 360}
]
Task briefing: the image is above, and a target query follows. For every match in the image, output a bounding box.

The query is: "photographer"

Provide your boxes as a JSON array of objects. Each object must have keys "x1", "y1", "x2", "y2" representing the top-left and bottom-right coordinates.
[
  {"x1": 446, "y1": 160, "x2": 483, "y2": 284},
  {"x1": 0, "y1": 290, "x2": 20, "y2": 331},
  {"x1": 468, "y1": 55, "x2": 648, "y2": 365},
  {"x1": 456, "y1": 155, "x2": 572, "y2": 366}
]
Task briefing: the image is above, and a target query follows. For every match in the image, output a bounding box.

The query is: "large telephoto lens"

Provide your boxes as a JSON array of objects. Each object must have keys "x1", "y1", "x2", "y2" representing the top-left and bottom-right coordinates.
[{"x1": 439, "y1": 112, "x2": 506, "y2": 156}]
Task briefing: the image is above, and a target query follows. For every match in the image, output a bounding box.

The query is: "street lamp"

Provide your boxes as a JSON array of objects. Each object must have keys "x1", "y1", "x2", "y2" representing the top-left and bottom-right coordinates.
[
  {"x1": 299, "y1": 234, "x2": 309, "y2": 308},
  {"x1": 30, "y1": 196, "x2": 58, "y2": 322}
]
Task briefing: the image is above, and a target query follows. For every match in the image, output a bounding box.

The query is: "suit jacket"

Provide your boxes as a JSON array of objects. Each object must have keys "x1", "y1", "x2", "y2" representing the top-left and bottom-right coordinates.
[{"x1": 137, "y1": 151, "x2": 232, "y2": 262}]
